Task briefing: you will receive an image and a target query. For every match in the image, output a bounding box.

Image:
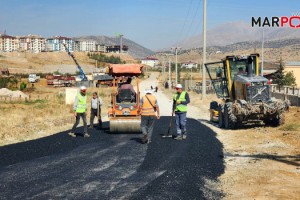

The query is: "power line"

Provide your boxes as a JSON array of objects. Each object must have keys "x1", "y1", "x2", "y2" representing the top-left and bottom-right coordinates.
[
  {"x1": 180, "y1": 0, "x2": 202, "y2": 45},
  {"x1": 175, "y1": 0, "x2": 194, "y2": 46}
]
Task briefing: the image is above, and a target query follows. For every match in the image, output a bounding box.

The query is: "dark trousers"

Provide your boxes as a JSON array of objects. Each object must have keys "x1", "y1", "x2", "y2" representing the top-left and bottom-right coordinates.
[
  {"x1": 71, "y1": 112, "x2": 87, "y2": 133},
  {"x1": 90, "y1": 108, "x2": 102, "y2": 127},
  {"x1": 141, "y1": 116, "x2": 156, "y2": 138}
]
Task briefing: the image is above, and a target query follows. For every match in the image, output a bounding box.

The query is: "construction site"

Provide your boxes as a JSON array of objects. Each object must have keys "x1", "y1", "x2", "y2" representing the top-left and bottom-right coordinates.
[
  {"x1": 0, "y1": 48, "x2": 299, "y2": 199},
  {"x1": 1, "y1": 0, "x2": 300, "y2": 199}
]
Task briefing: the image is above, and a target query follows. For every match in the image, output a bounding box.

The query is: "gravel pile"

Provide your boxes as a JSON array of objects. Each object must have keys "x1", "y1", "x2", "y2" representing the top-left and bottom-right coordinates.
[{"x1": 0, "y1": 88, "x2": 28, "y2": 99}]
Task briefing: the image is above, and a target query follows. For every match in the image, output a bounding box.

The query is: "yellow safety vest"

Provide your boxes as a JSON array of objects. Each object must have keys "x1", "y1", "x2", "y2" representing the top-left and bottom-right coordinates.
[
  {"x1": 173, "y1": 91, "x2": 187, "y2": 112},
  {"x1": 76, "y1": 93, "x2": 87, "y2": 113}
]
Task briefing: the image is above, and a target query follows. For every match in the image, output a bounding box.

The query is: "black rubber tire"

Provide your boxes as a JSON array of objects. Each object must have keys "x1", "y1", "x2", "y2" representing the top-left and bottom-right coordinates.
[
  {"x1": 224, "y1": 103, "x2": 237, "y2": 129},
  {"x1": 210, "y1": 101, "x2": 218, "y2": 110},
  {"x1": 218, "y1": 104, "x2": 224, "y2": 128},
  {"x1": 273, "y1": 114, "x2": 285, "y2": 126}
]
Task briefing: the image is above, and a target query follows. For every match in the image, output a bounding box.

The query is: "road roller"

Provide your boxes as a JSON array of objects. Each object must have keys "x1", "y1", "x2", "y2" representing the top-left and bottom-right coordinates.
[{"x1": 107, "y1": 64, "x2": 143, "y2": 133}]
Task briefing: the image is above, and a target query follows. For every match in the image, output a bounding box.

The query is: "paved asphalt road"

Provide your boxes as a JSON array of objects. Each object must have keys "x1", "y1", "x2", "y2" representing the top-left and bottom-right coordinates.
[{"x1": 0, "y1": 117, "x2": 224, "y2": 200}]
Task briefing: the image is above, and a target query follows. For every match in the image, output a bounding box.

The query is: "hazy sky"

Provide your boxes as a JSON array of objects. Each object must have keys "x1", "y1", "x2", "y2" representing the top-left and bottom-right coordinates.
[{"x1": 0, "y1": 0, "x2": 299, "y2": 50}]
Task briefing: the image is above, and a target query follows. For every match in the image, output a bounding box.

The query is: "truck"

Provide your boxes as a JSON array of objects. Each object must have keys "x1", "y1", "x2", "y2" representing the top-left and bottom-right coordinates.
[
  {"x1": 28, "y1": 74, "x2": 40, "y2": 83},
  {"x1": 46, "y1": 75, "x2": 75, "y2": 87}
]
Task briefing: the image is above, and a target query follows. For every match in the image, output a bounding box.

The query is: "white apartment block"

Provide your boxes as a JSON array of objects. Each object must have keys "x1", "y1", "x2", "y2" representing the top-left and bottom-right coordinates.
[
  {"x1": 95, "y1": 44, "x2": 107, "y2": 52},
  {"x1": 0, "y1": 34, "x2": 19, "y2": 52},
  {"x1": 74, "y1": 40, "x2": 96, "y2": 52},
  {"x1": 46, "y1": 36, "x2": 73, "y2": 52},
  {"x1": 18, "y1": 35, "x2": 46, "y2": 53},
  {"x1": 141, "y1": 57, "x2": 159, "y2": 67}
]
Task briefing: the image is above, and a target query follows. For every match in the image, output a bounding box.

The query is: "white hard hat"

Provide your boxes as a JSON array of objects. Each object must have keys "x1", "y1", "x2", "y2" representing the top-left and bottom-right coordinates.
[
  {"x1": 175, "y1": 84, "x2": 182, "y2": 89},
  {"x1": 80, "y1": 86, "x2": 87, "y2": 90},
  {"x1": 145, "y1": 89, "x2": 153, "y2": 94}
]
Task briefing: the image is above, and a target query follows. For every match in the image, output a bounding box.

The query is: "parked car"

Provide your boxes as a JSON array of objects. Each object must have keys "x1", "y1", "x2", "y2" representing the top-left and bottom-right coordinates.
[{"x1": 28, "y1": 74, "x2": 40, "y2": 83}]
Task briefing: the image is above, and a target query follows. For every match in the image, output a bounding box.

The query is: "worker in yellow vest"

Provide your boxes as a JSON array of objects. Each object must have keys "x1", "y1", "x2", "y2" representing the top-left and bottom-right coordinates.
[
  {"x1": 173, "y1": 84, "x2": 190, "y2": 140},
  {"x1": 139, "y1": 89, "x2": 160, "y2": 144},
  {"x1": 69, "y1": 86, "x2": 89, "y2": 138}
]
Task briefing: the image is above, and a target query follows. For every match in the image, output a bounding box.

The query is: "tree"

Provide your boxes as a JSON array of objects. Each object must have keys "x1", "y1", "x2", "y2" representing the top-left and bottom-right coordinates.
[
  {"x1": 283, "y1": 71, "x2": 296, "y2": 86},
  {"x1": 272, "y1": 58, "x2": 285, "y2": 86}
]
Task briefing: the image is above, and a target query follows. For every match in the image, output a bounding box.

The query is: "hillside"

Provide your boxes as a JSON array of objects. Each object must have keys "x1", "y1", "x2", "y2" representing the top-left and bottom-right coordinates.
[
  {"x1": 0, "y1": 51, "x2": 138, "y2": 74},
  {"x1": 73, "y1": 35, "x2": 154, "y2": 59},
  {"x1": 157, "y1": 39, "x2": 300, "y2": 65},
  {"x1": 177, "y1": 21, "x2": 300, "y2": 49}
]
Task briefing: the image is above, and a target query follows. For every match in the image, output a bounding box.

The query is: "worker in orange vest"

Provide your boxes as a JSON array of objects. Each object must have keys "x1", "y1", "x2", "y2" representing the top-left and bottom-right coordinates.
[{"x1": 139, "y1": 89, "x2": 160, "y2": 144}]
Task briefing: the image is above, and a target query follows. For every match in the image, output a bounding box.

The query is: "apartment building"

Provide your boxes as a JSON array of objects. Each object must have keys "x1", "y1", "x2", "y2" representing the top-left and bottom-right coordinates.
[
  {"x1": 106, "y1": 45, "x2": 128, "y2": 53},
  {"x1": 0, "y1": 34, "x2": 19, "y2": 52},
  {"x1": 18, "y1": 35, "x2": 46, "y2": 53},
  {"x1": 46, "y1": 36, "x2": 73, "y2": 52},
  {"x1": 73, "y1": 40, "x2": 96, "y2": 52},
  {"x1": 141, "y1": 57, "x2": 159, "y2": 67},
  {"x1": 95, "y1": 44, "x2": 107, "y2": 52}
]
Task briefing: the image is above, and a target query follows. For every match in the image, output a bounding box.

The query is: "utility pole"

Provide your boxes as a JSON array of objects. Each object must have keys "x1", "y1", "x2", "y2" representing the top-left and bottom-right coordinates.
[
  {"x1": 202, "y1": 0, "x2": 207, "y2": 98},
  {"x1": 172, "y1": 47, "x2": 181, "y2": 85},
  {"x1": 119, "y1": 34, "x2": 124, "y2": 53},
  {"x1": 162, "y1": 55, "x2": 166, "y2": 82},
  {"x1": 168, "y1": 56, "x2": 172, "y2": 88},
  {"x1": 164, "y1": 53, "x2": 173, "y2": 89},
  {"x1": 261, "y1": 28, "x2": 264, "y2": 76}
]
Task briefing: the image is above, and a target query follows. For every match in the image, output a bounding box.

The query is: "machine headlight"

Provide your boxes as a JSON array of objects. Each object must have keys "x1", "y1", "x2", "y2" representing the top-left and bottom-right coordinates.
[{"x1": 118, "y1": 106, "x2": 122, "y2": 110}]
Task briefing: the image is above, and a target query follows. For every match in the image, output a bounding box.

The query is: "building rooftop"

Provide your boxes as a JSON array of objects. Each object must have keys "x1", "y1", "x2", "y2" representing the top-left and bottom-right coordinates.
[{"x1": 285, "y1": 61, "x2": 300, "y2": 66}]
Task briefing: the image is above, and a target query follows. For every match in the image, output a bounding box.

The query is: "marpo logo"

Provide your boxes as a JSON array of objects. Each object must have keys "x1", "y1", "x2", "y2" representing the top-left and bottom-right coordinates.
[{"x1": 252, "y1": 15, "x2": 300, "y2": 28}]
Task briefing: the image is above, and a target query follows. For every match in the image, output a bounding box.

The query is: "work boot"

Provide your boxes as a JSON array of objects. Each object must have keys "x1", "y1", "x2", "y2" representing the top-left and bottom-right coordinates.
[
  {"x1": 88, "y1": 125, "x2": 93, "y2": 129},
  {"x1": 68, "y1": 132, "x2": 76, "y2": 137},
  {"x1": 142, "y1": 134, "x2": 148, "y2": 144},
  {"x1": 182, "y1": 132, "x2": 187, "y2": 140},
  {"x1": 83, "y1": 133, "x2": 90, "y2": 138},
  {"x1": 174, "y1": 135, "x2": 183, "y2": 140},
  {"x1": 147, "y1": 139, "x2": 152, "y2": 144}
]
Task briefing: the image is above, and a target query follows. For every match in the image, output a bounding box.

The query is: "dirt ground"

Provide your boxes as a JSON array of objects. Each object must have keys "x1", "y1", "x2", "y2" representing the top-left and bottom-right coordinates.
[
  {"x1": 183, "y1": 91, "x2": 300, "y2": 200},
  {"x1": 1, "y1": 72, "x2": 299, "y2": 199},
  {"x1": 0, "y1": 79, "x2": 112, "y2": 146},
  {"x1": 154, "y1": 73, "x2": 300, "y2": 199}
]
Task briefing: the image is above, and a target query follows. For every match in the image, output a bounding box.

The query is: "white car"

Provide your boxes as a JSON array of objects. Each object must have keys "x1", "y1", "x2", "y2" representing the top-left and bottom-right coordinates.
[{"x1": 28, "y1": 74, "x2": 40, "y2": 83}]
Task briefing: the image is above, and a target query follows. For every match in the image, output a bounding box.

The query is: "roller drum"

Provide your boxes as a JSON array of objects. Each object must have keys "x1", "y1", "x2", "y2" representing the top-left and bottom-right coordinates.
[{"x1": 109, "y1": 117, "x2": 141, "y2": 133}]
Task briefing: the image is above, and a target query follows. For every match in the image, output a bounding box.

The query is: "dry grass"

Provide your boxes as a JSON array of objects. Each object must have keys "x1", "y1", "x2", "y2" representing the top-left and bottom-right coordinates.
[{"x1": 0, "y1": 84, "x2": 113, "y2": 147}]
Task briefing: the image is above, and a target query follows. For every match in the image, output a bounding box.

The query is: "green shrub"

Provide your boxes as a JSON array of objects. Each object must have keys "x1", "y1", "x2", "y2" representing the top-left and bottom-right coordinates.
[{"x1": 20, "y1": 82, "x2": 27, "y2": 91}]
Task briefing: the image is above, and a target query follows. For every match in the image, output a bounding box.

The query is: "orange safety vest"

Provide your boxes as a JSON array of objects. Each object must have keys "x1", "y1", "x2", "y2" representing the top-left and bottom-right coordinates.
[{"x1": 141, "y1": 94, "x2": 157, "y2": 116}]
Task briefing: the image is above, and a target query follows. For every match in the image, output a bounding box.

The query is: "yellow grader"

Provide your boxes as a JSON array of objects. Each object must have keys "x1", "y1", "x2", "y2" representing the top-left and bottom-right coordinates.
[{"x1": 205, "y1": 54, "x2": 289, "y2": 129}]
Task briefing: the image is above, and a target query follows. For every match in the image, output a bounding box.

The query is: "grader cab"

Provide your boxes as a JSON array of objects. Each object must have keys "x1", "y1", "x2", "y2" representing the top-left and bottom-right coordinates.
[{"x1": 205, "y1": 54, "x2": 289, "y2": 129}]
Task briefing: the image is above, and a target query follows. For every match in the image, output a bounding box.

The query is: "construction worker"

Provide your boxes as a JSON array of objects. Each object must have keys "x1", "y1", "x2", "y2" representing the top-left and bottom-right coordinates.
[
  {"x1": 69, "y1": 86, "x2": 89, "y2": 138},
  {"x1": 89, "y1": 92, "x2": 103, "y2": 129},
  {"x1": 139, "y1": 89, "x2": 160, "y2": 144},
  {"x1": 173, "y1": 84, "x2": 190, "y2": 140},
  {"x1": 118, "y1": 77, "x2": 135, "y2": 94}
]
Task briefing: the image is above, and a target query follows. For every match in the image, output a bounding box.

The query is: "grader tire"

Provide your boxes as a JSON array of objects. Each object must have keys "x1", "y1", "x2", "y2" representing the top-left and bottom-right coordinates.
[
  {"x1": 218, "y1": 104, "x2": 224, "y2": 128},
  {"x1": 224, "y1": 103, "x2": 237, "y2": 129},
  {"x1": 273, "y1": 114, "x2": 285, "y2": 126}
]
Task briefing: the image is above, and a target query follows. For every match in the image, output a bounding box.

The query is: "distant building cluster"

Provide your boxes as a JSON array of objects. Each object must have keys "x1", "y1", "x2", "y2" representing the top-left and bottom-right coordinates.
[{"x1": 0, "y1": 34, "x2": 129, "y2": 53}]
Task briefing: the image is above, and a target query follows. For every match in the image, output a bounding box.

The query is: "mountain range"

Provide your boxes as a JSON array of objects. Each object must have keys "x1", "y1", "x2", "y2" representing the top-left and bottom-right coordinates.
[
  {"x1": 74, "y1": 21, "x2": 300, "y2": 60},
  {"x1": 177, "y1": 21, "x2": 300, "y2": 49}
]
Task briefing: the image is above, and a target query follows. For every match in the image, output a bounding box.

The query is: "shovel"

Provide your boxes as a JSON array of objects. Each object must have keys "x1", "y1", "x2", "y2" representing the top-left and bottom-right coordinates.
[{"x1": 162, "y1": 111, "x2": 174, "y2": 138}]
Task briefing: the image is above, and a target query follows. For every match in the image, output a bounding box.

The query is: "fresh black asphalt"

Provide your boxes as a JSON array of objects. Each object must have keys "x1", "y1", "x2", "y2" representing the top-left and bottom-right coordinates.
[{"x1": 0, "y1": 116, "x2": 224, "y2": 200}]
